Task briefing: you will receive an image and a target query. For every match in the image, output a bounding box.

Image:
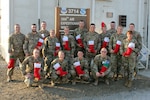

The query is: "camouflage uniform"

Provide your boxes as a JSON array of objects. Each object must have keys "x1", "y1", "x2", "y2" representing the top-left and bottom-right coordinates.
[
  {"x1": 84, "y1": 31, "x2": 101, "y2": 66},
  {"x1": 50, "y1": 58, "x2": 69, "y2": 84},
  {"x1": 38, "y1": 29, "x2": 50, "y2": 57},
  {"x1": 21, "y1": 56, "x2": 44, "y2": 87},
  {"x1": 131, "y1": 31, "x2": 142, "y2": 74},
  {"x1": 7, "y1": 32, "x2": 25, "y2": 77},
  {"x1": 38, "y1": 29, "x2": 49, "y2": 39},
  {"x1": 70, "y1": 57, "x2": 90, "y2": 82},
  {"x1": 100, "y1": 32, "x2": 111, "y2": 54},
  {"x1": 23, "y1": 32, "x2": 41, "y2": 56},
  {"x1": 100, "y1": 32, "x2": 111, "y2": 42},
  {"x1": 74, "y1": 27, "x2": 88, "y2": 57},
  {"x1": 92, "y1": 54, "x2": 111, "y2": 85},
  {"x1": 61, "y1": 34, "x2": 75, "y2": 62},
  {"x1": 120, "y1": 38, "x2": 138, "y2": 85},
  {"x1": 109, "y1": 33, "x2": 125, "y2": 78},
  {"x1": 42, "y1": 36, "x2": 60, "y2": 74},
  {"x1": 107, "y1": 29, "x2": 117, "y2": 35}
]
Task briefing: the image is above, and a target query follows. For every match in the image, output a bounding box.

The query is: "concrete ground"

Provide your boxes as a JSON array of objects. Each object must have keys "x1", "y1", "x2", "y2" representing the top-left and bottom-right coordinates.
[{"x1": 0, "y1": 56, "x2": 150, "y2": 100}]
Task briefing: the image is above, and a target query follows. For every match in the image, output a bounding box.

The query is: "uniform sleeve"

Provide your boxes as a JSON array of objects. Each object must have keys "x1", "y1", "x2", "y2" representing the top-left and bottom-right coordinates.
[
  {"x1": 42, "y1": 38, "x2": 48, "y2": 57},
  {"x1": 83, "y1": 33, "x2": 88, "y2": 51},
  {"x1": 73, "y1": 30, "x2": 79, "y2": 47},
  {"x1": 40, "y1": 58, "x2": 45, "y2": 76},
  {"x1": 137, "y1": 33, "x2": 142, "y2": 53},
  {"x1": 97, "y1": 34, "x2": 101, "y2": 52},
  {"x1": 83, "y1": 59, "x2": 89, "y2": 71},
  {"x1": 109, "y1": 34, "x2": 114, "y2": 51},
  {"x1": 23, "y1": 34, "x2": 29, "y2": 54},
  {"x1": 21, "y1": 57, "x2": 29, "y2": 75},
  {"x1": 70, "y1": 36, "x2": 76, "y2": 55},
  {"x1": 133, "y1": 40, "x2": 139, "y2": 54},
  {"x1": 22, "y1": 34, "x2": 26, "y2": 45},
  {"x1": 120, "y1": 39, "x2": 124, "y2": 55},
  {"x1": 40, "y1": 58, "x2": 44, "y2": 71},
  {"x1": 50, "y1": 60, "x2": 56, "y2": 74},
  {"x1": 70, "y1": 58, "x2": 75, "y2": 70},
  {"x1": 73, "y1": 29, "x2": 77, "y2": 38},
  {"x1": 92, "y1": 56, "x2": 99, "y2": 72},
  {"x1": 63, "y1": 60, "x2": 69, "y2": 72},
  {"x1": 104, "y1": 57, "x2": 111, "y2": 75}
]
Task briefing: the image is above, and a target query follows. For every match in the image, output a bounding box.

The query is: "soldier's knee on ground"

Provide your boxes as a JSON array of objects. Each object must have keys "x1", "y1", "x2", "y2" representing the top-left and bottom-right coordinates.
[
  {"x1": 82, "y1": 74, "x2": 89, "y2": 81},
  {"x1": 91, "y1": 71, "x2": 97, "y2": 80},
  {"x1": 24, "y1": 78, "x2": 33, "y2": 87},
  {"x1": 51, "y1": 74, "x2": 58, "y2": 81},
  {"x1": 69, "y1": 70, "x2": 76, "y2": 77}
]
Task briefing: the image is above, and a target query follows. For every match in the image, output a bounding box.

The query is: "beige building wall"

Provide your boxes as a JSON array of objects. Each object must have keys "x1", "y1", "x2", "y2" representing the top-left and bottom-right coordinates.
[
  {"x1": 0, "y1": 0, "x2": 149, "y2": 62},
  {"x1": 0, "y1": 0, "x2": 10, "y2": 61}
]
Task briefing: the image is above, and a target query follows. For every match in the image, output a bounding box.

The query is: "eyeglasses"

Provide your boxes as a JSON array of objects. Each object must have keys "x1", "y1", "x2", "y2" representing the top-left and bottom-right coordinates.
[{"x1": 101, "y1": 51, "x2": 107, "y2": 53}]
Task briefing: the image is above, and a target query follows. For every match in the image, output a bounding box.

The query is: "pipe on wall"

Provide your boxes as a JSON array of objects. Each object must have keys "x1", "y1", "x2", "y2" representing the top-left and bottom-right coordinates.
[
  {"x1": 91, "y1": 0, "x2": 95, "y2": 23},
  {"x1": 38, "y1": 0, "x2": 41, "y2": 30}
]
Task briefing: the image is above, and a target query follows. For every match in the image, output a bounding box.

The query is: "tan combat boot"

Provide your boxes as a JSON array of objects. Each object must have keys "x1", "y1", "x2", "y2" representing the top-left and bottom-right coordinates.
[
  {"x1": 72, "y1": 80, "x2": 76, "y2": 85},
  {"x1": 105, "y1": 79, "x2": 109, "y2": 85},
  {"x1": 7, "y1": 76, "x2": 12, "y2": 82},
  {"x1": 50, "y1": 81, "x2": 55, "y2": 86},
  {"x1": 112, "y1": 74, "x2": 117, "y2": 81},
  {"x1": 93, "y1": 79, "x2": 98, "y2": 86},
  {"x1": 24, "y1": 78, "x2": 32, "y2": 87},
  {"x1": 124, "y1": 80, "x2": 128, "y2": 87},
  {"x1": 38, "y1": 84, "x2": 43, "y2": 89},
  {"x1": 127, "y1": 80, "x2": 132, "y2": 88}
]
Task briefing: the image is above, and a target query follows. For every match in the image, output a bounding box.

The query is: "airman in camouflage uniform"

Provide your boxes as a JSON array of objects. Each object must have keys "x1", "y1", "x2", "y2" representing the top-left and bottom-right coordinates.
[
  {"x1": 21, "y1": 48, "x2": 44, "y2": 88},
  {"x1": 74, "y1": 20, "x2": 88, "y2": 57},
  {"x1": 70, "y1": 50, "x2": 90, "y2": 85},
  {"x1": 100, "y1": 23, "x2": 111, "y2": 55},
  {"x1": 109, "y1": 25, "x2": 125, "y2": 80},
  {"x1": 107, "y1": 21, "x2": 117, "y2": 35},
  {"x1": 50, "y1": 51, "x2": 69, "y2": 86},
  {"x1": 61, "y1": 27, "x2": 75, "y2": 63},
  {"x1": 92, "y1": 48, "x2": 111, "y2": 86},
  {"x1": 38, "y1": 21, "x2": 49, "y2": 39},
  {"x1": 120, "y1": 31, "x2": 138, "y2": 87},
  {"x1": 84, "y1": 23, "x2": 101, "y2": 68},
  {"x1": 7, "y1": 24, "x2": 25, "y2": 82},
  {"x1": 23, "y1": 24, "x2": 41, "y2": 57},
  {"x1": 42, "y1": 29, "x2": 60, "y2": 76},
  {"x1": 38, "y1": 21, "x2": 50, "y2": 57},
  {"x1": 128, "y1": 23, "x2": 142, "y2": 76}
]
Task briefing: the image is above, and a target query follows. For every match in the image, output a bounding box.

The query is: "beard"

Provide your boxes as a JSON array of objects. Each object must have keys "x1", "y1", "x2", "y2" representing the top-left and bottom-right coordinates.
[{"x1": 32, "y1": 30, "x2": 36, "y2": 32}]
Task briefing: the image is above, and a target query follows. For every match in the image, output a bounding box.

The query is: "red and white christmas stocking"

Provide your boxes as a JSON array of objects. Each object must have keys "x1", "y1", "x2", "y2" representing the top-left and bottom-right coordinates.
[
  {"x1": 54, "y1": 43, "x2": 60, "y2": 56},
  {"x1": 63, "y1": 36, "x2": 70, "y2": 50},
  {"x1": 113, "y1": 40, "x2": 121, "y2": 54},
  {"x1": 34, "y1": 63, "x2": 41, "y2": 80},
  {"x1": 76, "y1": 34, "x2": 84, "y2": 48},
  {"x1": 100, "y1": 66, "x2": 108, "y2": 74},
  {"x1": 7, "y1": 55, "x2": 15, "y2": 69},
  {"x1": 88, "y1": 40, "x2": 95, "y2": 53},
  {"x1": 101, "y1": 37, "x2": 109, "y2": 48},
  {"x1": 73, "y1": 61, "x2": 84, "y2": 76},
  {"x1": 41, "y1": 34, "x2": 46, "y2": 40},
  {"x1": 99, "y1": 60, "x2": 109, "y2": 74},
  {"x1": 36, "y1": 38, "x2": 44, "y2": 49},
  {"x1": 123, "y1": 42, "x2": 135, "y2": 56},
  {"x1": 53, "y1": 63, "x2": 68, "y2": 77}
]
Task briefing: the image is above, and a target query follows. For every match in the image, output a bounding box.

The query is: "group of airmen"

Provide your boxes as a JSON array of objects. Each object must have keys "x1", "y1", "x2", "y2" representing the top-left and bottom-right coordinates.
[{"x1": 7, "y1": 20, "x2": 142, "y2": 88}]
